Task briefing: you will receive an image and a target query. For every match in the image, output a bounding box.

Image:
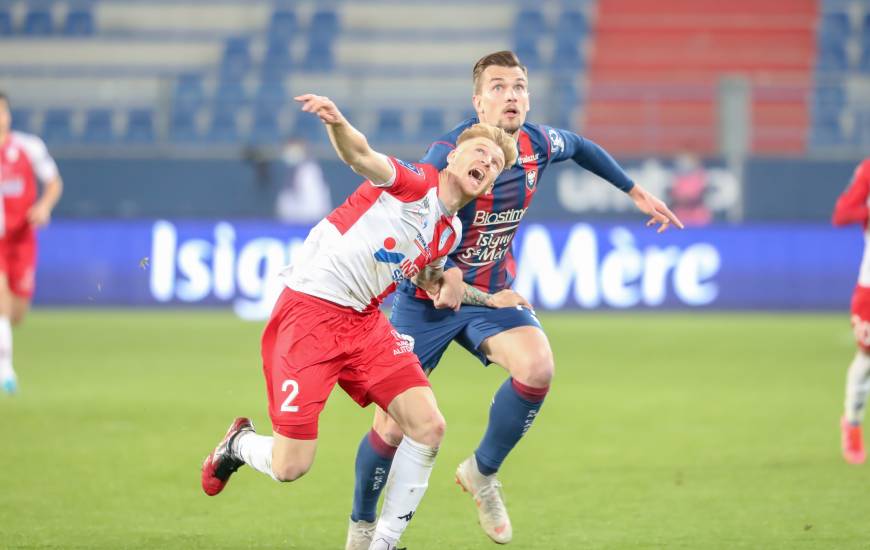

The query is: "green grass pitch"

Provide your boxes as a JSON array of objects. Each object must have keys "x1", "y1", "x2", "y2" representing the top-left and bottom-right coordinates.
[{"x1": 1, "y1": 309, "x2": 868, "y2": 549}]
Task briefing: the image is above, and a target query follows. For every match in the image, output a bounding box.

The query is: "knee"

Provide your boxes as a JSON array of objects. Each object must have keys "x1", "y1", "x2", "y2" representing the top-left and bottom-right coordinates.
[
  {"x1": 272, "y1": 461, "x2": 311, "y2": 482},
  {"x1": 510, "y1": 347, "x2": 555, "y2": 388},
  {"x1": 407, "y1": 411, "x2": 446, "y2": 448},
  {"x1": 10, "y1": 310, "x2": 25, "y2": 327}
]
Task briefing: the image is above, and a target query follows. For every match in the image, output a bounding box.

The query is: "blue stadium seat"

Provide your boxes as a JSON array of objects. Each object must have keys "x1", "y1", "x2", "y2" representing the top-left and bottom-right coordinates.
[
  {"x1": 82, "y1": 109, "x2": 114, "y2": 143},
  {"x1": 125, "y1": 109, "x2": 155, "y2": 144},
  {"x1": 310, "y1": 9, "x2": 339, "y2": 38},
  {"x1": 220, "y1": 38, "x2": 252, "y2": 80},
  {"x1": 376, "y1": 109, "x2": 404, "y2": 141},
  {"x1": 43, "y1": 109, "x2": 74, "y2": 144},
  {"x1": 255, "y1": 79, "x2": 286, "y2": 112},
  {"x1": 514, "y1": 8, "x2": 546, "y2": 38},
  {"x1": 860, "y1": 45, "x2": 870, "y2": 73},
  {"x1": 0, "y1": 7, "x2": 12, "y2": 35},
  {"x1": 170, "y1": 110, "x2": 198, "y2": 142},
  {"x1": 418, "y1": 108, "x2": 445, "y2": 140},
  {"x1": 820, "y1": 12, "x2": 850, "y2": 40},
  {"x1": 214, "y1": 79, "x2": 248, "y2": 109},
  {"x1": 174, "y1": 73, "x2": 205, "y2": 110},
  {"x1": 817, "y1": 42, "x2": 848, "y2": 71},
  {"x1": 10, "y1": 109, "x2": 33, "y2": 133},
  {"x1": 811, "y1": 113, "x2": 843, "y2": 146},
  {"x1": 250, "y1": 108, "x2": 281, "y2": 144},
  {"x1": 292, "y1": 112, "x2": 327, "y2": 142},
  {"x1": 269, "y1": 9, "x2": 297, "y2": 42},
  {"x1": 261, "y1": 40, "x2": 293, "y2": 79},
  {"x1": 862, "y1": 13, "x2": 870, "y2": 38},
  {"x1": 855, "y1": 111, "x2": 870, "y2": 146},
  {"x1": 23, "y1": 7, "x2": 53, "y2": 35},
  {"x1": 556, "y1": 10, "x2": 588, "y2": 39},
  {"x1": 64, "y1": 8, "x2": 94, "y2": 35},
  {"x1": 813, "y1": 85, "x2": 846, "y2": 111},
  {"x1": 207, "y1": 111, "x2": 238, "y2": 143},
  {"x1": 553, "y1": 39, "x2": 584, "y2": 70},
  {"x1": 303, "y1": 39, "x2": 335, "y2": 71},
  {"x1": 514, "y1": 34, "x2": 541, "y2": 70}
]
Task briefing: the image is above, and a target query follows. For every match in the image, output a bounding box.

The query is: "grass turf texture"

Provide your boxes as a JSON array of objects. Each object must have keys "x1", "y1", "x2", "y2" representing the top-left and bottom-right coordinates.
[{"x1": 0, "y1": 310, "x2": 865, "y2": 549}]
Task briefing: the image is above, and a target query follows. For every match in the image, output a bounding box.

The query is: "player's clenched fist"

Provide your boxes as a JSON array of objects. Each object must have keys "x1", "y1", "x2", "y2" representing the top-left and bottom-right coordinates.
[{"x1": 294, "y1": 94, "x2": 345, "y2": 125}]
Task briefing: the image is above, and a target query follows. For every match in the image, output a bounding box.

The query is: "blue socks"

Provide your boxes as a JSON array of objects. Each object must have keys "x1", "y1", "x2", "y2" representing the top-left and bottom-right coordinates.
[
  {"x1": 351, "y1": 429, "x2": 397, "y2": 522},
  {"x1": 474, "y1": 378, "x2": 549, "y2": 476}
]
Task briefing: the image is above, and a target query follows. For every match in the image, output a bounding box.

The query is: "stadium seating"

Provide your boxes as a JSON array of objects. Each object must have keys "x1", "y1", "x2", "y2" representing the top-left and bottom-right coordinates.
[
  {"x1": 10, "y1": 109, "x2": 33, "y2": 134},
  {"x1": 7, "y1": 0, "x2": 867, "y2": 155},
  {"x1": 82, "y1": 109, "x2": 114, "y2": 143},
  {"x1": 42, "y1": 109, "x2": 75, "y2": 144},
  {"x1": 585, "y1": 0, "x2": 816, "y2": 155},
  {"x1": 23, "y1": 6, "x2": 53, "y2": 35},
  {"x1": 124, "y1": 109, "x2": 155, "y2": 144},
  {"x1": 64, "y1": 8, "x2": 95, "y2": 36}
]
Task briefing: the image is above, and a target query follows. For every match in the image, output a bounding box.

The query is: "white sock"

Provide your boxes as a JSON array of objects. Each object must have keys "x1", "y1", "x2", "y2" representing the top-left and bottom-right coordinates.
[
  {"x1": 0, "y1": 316, "x2": 14, "y2": 380},
  {"x1": 234, "y1": 431, "x2": 280, "y2": 481},
  {"x1": 373, "y1": 436, "x2": 438, "y2": 543},
  {"x1": 845, "y1": 351, "x2": 870, "y2": 424}
]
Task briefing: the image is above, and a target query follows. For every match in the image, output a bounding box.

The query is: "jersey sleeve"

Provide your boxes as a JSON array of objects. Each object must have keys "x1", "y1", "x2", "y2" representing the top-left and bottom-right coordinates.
[
  {"x1": 374, "y1": 157, "x2": 434, "y2": 201},
  {"x1": 833, "y1": 159, "x2": 870, "y2": 226},
  {"x1": 542, "y1": 125, "x2": 634, "y2": 192},
  {"x1": 17, "y1": 132, "x2": 59, "y2": 183}
]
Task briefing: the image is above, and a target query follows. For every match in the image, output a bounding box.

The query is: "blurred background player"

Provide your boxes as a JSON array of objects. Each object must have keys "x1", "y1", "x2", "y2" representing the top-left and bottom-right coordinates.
[
  {"x1": 0, "y1": 92, "x2": 63, "y2": 395},
  {"x1": 275, "y1": 138, "x2": 332, "y2": 225},
  {"x1": 346, "y1": 50, "x2": 682, "y2": 547},
  {"x1": 833, "y1": 158, "x2": 870, "y2": 465},
  {"x1": 201, "y1": 93, "x2": 517, "y2": 550}
]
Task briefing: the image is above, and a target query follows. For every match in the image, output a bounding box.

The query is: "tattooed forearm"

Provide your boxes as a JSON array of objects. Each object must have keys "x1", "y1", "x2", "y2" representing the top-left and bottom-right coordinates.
[{"x1": 462, "y1": 284, "x2": 493, "y2": 307}]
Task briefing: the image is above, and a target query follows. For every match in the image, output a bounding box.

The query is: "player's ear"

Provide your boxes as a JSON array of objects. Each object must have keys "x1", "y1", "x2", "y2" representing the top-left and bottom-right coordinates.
[
  {"x1": 446, "y1": 148, "x2": 457, "y2": 165},
  {"x1": 471, "y1": 94, "x2": 482, "y2": 115}
]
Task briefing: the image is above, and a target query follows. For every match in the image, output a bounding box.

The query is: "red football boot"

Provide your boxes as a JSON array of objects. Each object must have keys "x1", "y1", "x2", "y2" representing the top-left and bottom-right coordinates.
[
  {"x1": 201, "y1": 417, "x2": 254, "y2": 495},
  {"x1": 841, "y1": 417, "x2": 866, "y2": 465}
]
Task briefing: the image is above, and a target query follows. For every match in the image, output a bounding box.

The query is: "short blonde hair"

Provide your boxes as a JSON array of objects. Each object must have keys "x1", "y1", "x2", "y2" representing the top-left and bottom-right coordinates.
[{"x1": 456, "y1": 122, "x2": 517, "y2": 168}]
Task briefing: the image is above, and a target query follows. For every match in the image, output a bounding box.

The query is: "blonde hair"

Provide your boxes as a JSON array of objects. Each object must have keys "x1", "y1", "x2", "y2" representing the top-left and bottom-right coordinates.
[
  {"x1": 457, "y1": 122, "x2": 517, "y2": 168},
  {"x1": 472, "y1": 50, "x2": 528, "y2": 94}
]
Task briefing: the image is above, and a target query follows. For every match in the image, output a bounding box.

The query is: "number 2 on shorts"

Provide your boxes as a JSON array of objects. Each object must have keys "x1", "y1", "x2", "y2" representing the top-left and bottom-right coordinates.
[{"x1": 280, "y1": 379, "x2": 300, "y2": 412}]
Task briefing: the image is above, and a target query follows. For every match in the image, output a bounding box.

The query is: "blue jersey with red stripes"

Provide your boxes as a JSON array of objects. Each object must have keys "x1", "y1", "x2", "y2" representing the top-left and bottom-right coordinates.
[{"x1": 397, "y1": 117, "x2": 635, "y2": 297}]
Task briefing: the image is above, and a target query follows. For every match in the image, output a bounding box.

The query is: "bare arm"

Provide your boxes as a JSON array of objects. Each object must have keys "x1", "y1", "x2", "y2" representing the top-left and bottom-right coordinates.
[
  {"x1": 28, "y1": 175, "x2": 63, "y2": 228},
  {"x1": 294, "y1": 94, "x2": 394, "y2": 184},
  {"x1": 462, "y1": 284, "x2": 532, "y2": 309}
]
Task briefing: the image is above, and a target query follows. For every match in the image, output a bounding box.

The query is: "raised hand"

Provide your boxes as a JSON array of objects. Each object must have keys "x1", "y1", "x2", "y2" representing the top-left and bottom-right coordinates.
[
  {"x1": 628, "y1": 183, "x2": 684, "y2": 233},
  {"x1": 294, "y1": 94, "x2": 345, "y2": 125}
]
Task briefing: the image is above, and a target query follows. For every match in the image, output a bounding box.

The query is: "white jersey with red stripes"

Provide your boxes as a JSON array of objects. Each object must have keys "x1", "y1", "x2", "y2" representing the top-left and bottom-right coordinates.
[
  {"x1": 281, "y1": 156, "x2": 462, "y2": 311},
  {"x1": 0, "y1": 131, "x2": 59, "y2": 235}
]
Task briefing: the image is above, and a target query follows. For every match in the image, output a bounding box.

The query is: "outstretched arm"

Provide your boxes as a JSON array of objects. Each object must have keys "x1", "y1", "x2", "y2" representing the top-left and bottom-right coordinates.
[
  {"x1": 552, "y1": 128, "x2": 684, "y2": 232},
  {"x1": 295, "y1": 94, "x2": 394, "y2": 184}
]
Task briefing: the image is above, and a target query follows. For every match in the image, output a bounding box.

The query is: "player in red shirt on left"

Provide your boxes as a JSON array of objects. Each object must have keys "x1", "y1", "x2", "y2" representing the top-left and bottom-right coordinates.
[{"x1": 0, "y1": 92, "x2": 64, "y2": 394}]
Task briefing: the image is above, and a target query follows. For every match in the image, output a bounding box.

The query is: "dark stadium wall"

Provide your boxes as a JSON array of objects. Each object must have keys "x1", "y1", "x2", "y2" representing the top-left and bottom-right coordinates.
[{"x1": 51, "y1": 156, "x2": 863, "y2": 222}]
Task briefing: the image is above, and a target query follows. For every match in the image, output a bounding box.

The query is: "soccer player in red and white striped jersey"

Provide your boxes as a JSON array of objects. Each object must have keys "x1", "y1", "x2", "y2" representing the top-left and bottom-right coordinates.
[
  {"x1": 0, "y1": 92, "x2": 64, "y2": 395},
  {"x1": 201, "y1": 94, "x2": 517, "y2": 550},
  {"x1": 833, "y1": 158, "x2": 870, "y2": 464}
]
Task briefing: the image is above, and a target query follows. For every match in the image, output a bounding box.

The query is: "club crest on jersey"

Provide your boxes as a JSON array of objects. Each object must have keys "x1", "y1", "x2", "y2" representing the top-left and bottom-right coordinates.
[
  {"x1": 526, "y1": 170, "x2": 537, "y2": 190},
  {"x1": 395, "y1": 158, "x2": 423, "y2": 176},
  {"x1": 547, "y1": 128, "x2": 564, "y2": 154}
]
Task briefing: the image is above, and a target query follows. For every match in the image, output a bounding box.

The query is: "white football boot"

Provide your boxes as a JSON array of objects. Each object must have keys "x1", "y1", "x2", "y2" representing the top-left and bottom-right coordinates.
[
  {"x1": 345, "y1": 518, "x2": 377, "y2": 550},
  {"x1": 455, "y1": 455, "x2": 512, "y2": 544}
]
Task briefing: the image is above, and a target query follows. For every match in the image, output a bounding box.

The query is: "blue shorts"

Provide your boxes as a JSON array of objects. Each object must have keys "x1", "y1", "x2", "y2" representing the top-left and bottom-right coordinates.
[{"x1": 389, "y1": 293, "x2": 543, "y2": 373}]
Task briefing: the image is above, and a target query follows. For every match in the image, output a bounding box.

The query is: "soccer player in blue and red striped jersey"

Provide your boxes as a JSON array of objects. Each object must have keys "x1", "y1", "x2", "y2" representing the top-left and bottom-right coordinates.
[{"x1": 345, "y1": 51, "x2": 683, "y2": 549}]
